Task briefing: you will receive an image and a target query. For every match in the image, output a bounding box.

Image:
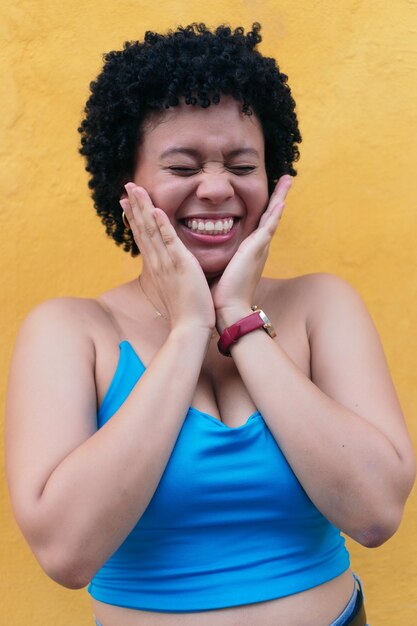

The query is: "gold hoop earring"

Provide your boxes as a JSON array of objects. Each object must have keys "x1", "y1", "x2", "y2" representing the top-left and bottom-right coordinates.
[{"x1": 122, "y1": 211, "x2": 130, "y2": 230}]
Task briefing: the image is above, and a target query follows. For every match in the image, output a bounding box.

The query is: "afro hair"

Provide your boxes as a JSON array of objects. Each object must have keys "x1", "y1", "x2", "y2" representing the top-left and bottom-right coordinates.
[{"x1": 78, "y1": 22, "x2": 301, "y2": 256}]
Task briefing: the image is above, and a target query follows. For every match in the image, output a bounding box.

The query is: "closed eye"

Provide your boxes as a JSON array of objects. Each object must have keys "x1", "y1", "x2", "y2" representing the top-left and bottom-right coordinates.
[
  {"x1": 165, "y1": 165, "x2": 257, "y2": 176},
  {"x1": 166, "y1": 167, "x2": 200, "y2": 175},
  {"x1": 228, "y1": 166, "x2": 257, "y2": 175}
]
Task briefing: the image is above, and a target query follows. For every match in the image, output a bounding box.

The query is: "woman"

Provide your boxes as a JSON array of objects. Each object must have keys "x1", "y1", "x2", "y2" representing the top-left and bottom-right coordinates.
[{"x1": 5, "y1": 23, "x2": 415, "y2": 626}]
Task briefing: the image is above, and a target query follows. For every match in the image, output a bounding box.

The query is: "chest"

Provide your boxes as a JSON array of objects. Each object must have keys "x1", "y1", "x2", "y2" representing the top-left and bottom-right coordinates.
[
  {"x1": 191, "y1": 324, "x2": 310, "y2": 428},
  {"x1": 94, "y1": 287, "x2": 311, "y2": 429}
]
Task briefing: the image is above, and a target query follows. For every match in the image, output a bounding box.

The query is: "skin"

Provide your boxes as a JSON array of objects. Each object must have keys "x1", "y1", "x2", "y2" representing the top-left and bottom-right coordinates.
[
  {"x1": 121, "y1": 97, "x2": 285, "y2": 325},
  {"x1": 5, "y1": 97, "x2": 415, "y2": 626}
]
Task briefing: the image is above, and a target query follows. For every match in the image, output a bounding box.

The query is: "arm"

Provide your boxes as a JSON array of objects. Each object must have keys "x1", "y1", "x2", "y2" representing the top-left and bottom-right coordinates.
[
  {"x1": 211, "y1": 176, "x2": 415, "y2": 546},
  {"x1": 5, "y1": 298, "x2": 211, "y2": 589},
  {"x1": 6, "y1": 184, "x2": 216, "y2": 589},
  {"x1": 216, "y1": 274, "x2": 415, "y2": 546}
]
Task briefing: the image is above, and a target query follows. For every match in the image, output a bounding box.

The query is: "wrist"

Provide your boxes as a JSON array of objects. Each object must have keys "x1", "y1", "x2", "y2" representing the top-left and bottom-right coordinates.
[
  {"x1": 216, "y1": 306, "x2": 253, "y2": 335},
  {"x1": 169, "y1": 324, "x2": 213, "y2": 345},
  {"x1": 217, "y1": 306, "x2": 277, "y2": 357}
]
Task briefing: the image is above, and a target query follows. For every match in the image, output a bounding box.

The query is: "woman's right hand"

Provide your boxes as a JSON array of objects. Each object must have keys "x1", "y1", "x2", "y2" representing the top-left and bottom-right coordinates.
[{"x1": 121, "y1": 183, "x2": 215, "y2": 332}]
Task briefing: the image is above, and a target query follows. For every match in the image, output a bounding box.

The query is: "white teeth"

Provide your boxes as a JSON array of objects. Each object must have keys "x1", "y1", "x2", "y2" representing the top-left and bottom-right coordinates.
[{"x1": 185, "y1": 217, "x2": 235, "y2": 235}]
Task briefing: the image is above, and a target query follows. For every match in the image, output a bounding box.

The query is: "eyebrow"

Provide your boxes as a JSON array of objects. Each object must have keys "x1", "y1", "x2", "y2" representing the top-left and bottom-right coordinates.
[{"x1": 159, "y1": 147, "x2": 260, "y2": 159}]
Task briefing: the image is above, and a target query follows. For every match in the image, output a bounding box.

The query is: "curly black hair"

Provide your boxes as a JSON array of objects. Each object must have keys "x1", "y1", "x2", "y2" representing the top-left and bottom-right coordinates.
[{"x1": 78, "y1": 22, "x2": 301, "y2": 256}]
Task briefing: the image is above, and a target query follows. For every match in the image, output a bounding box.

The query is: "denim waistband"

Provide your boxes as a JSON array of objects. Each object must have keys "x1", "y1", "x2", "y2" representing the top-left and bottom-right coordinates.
[
  {"x1": 329, "y1": 574, "x2": 364, "y2": 626},
  {"x1": 330, "y1": 574, "x2": 360, "y2": 626}
]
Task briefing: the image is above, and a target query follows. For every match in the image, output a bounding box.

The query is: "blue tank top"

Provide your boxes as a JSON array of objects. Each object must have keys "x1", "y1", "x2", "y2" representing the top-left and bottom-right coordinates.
[{"x1": 88, "y1": 340, "x2": 350, "y2": 612}]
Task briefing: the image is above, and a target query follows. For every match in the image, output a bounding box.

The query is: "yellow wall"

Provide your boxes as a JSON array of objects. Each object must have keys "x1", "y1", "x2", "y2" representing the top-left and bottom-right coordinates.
[{"x1": 1, "y1": 1, "x2": 416, "y2": 624}]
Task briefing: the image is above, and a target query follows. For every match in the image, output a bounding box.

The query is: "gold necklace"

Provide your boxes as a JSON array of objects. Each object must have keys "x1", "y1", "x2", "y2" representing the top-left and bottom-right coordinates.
[
  {"x1": 137, "y1": 275, "x2": 169, "y2": 321},
  {"x1": 137, "y1": 275, "x2": 217, "y2": 338}
]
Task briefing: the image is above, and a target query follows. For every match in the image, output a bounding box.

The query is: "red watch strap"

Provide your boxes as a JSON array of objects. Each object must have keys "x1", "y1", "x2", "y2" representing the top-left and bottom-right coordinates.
[{"x1": 217, "y1": 312, "x2": 264, "y2": 356}]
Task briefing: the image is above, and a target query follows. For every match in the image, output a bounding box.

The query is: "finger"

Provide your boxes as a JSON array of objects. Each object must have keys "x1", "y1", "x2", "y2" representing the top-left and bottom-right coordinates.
[
  {"x1": 255, "y1": 210, "x2": 281, "y2": 246},
  {"x1": 120, "y1": 198, "x2": 132, "y2": 227},
  {"x1": 124, "y1": 184, "x2": 165, "y2": 262},
  {"x1": 270, "y1": 174, "x2": 293, "y2": 205},
  {"x1": 152, "y1": 208, "x2": 190, "y2": 266},
  {"x1": 130, "y1": 186, "x2": 178, "y2": 263},
  {"x1": 119, "y1": 198, "x2": 144, "y2": 249},
  {"x1": 264, "y1": 201, "x2": 285, "y2": 236},
  {"x1": 125, "y1": 183, "x2": 156, "y2": 237},
  {"x1": 257, "y1": 176, "x2": 291, "y2": 227},
  {"x1": 240, "y1": 202, "x2": 283, "y2": 262},
  {"x1": 123, "y1": 183, "x2": 149, "y2": 245},
  {"x1": 119, "y1": 196, "x2": 156, "y2": 264},
  {"x1": 258, "y1": 200, "x2": 285, "y2": 230}
]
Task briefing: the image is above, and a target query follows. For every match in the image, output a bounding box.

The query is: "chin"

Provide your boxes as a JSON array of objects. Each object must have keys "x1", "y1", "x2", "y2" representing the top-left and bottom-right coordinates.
[{"x1": 197, "y1": 255, "x2": 231, "y2": 280}]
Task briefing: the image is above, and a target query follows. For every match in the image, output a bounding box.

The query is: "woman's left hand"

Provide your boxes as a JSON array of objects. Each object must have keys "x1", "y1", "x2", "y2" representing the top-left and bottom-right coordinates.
[{"x1": 211, "y1": 175, "x2": 292, "y2": 330}]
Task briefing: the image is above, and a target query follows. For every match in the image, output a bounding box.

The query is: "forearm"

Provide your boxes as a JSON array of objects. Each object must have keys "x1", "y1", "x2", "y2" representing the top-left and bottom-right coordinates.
[
  {"x1": 220, "y1": 309, "x2": 409, "y2": 546},
  {"x1": 31, "y1": 326, "x2": 211, "y2": 588}
]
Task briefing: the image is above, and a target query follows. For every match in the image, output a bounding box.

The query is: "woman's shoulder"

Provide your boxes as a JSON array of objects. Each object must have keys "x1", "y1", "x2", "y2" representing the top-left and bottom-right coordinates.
[
  {"x1": 263, "y1": 272, "x2": 362, "y2": 304},
  {"x1": 22, "y1": 294, "x2": 105, "y2": 323},
  {"x1": 263, "y1": 271, "x2": 356, "y2": 291},
  {"x1": 17, "y1": 296, "x2": 111, "y2": 349},
  {"x1": 262, "y1": 273, "x2": 367, "y2": 328}
]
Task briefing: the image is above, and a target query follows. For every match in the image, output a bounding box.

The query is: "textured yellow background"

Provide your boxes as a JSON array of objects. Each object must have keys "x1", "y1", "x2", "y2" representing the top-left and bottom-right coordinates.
[{"x1": 1, "y1": 1, "x2": 416, "y2": 624}]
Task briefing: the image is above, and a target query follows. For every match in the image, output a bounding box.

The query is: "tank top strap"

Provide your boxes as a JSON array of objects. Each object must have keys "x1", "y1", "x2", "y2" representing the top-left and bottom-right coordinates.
[{"x1": 95, "y1": 298, "x2": 127, "y2": 344}]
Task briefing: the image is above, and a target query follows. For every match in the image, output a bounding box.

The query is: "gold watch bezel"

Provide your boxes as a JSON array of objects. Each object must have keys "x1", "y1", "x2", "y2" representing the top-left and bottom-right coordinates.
[{"x1": 251, "y1": 305, "x2": 277, "y2": 339}]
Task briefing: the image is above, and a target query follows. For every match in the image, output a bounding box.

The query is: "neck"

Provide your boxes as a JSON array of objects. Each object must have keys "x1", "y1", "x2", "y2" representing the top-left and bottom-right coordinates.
[
  {"x1": 137, "y1": 267, "x2": 168, "y2": 320},
  {"x1": 140, "y1": 263, "x2": 222, "y2": 288}
]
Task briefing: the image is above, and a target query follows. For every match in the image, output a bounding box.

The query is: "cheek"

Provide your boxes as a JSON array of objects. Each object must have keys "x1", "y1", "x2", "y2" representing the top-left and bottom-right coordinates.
[
  {"x1": 138, "y1": 177, "x2": 192, "y2": 217},
  {"x1": 236, "y1": 178, "x2": 269, "y2": 218}
]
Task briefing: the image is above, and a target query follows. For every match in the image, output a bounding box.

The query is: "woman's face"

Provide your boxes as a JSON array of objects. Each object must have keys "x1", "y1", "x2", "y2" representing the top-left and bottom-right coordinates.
[{"x1": 132, "y1": 96, "x2": 269, "y2": 277}]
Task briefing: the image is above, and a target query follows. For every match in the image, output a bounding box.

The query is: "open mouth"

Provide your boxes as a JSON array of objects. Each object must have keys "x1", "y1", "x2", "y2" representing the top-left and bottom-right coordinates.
[{"x1": 182, "y1": 216, "x2": 239, "y2": 236}]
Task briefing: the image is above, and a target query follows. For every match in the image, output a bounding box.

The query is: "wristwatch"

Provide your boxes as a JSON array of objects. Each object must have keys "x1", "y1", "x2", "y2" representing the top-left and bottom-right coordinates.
[
  {"x1": 250, "y1": 305, "x2": 277, "y2": 339},
  {"x1": 217, "y1": 306, "x2": 276, "y2": 356}
]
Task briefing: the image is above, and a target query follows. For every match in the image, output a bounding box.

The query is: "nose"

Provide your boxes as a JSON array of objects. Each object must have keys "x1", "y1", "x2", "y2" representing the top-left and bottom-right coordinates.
[{"x1": 195, "y1": 172, "x2": 235, "y2": 204}]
